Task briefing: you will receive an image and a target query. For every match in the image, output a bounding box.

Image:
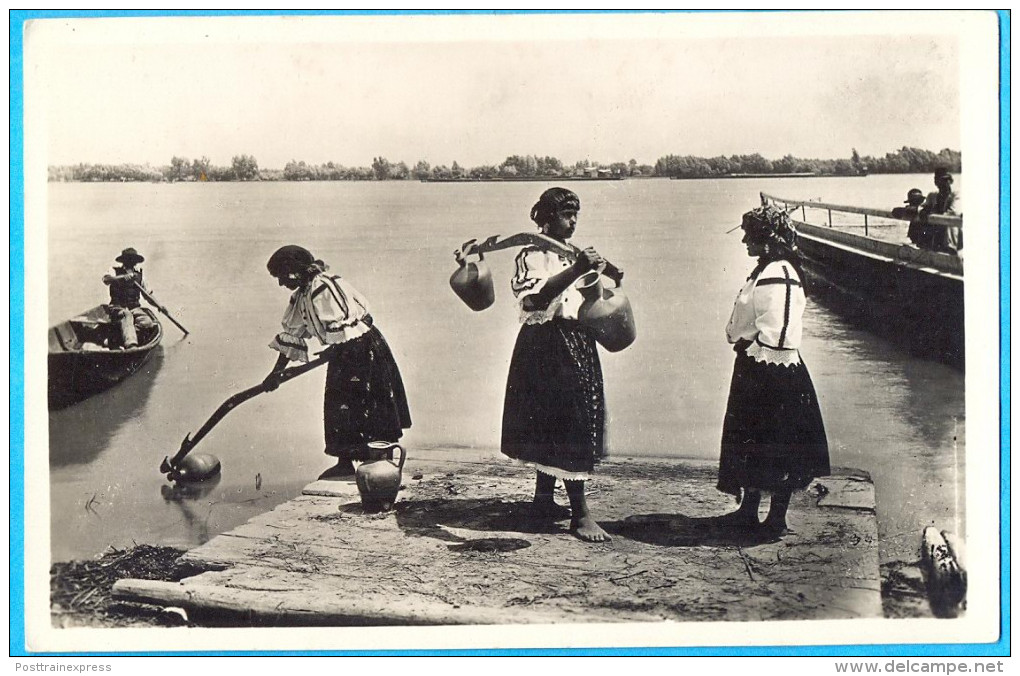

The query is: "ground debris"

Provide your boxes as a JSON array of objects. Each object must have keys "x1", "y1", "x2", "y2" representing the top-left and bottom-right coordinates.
[
  {"x1": 50, "y1": 544, "x2": 203, "y2": 628},
  {"x1": 880, "y1": 560, "x2": 931, "y2": 619}
]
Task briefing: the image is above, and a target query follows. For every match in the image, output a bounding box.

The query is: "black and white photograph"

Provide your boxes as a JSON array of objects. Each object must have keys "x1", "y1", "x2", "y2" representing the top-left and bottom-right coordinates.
[{"x1": 19, "y1": 10, "x2": 1004, "y2": 654}]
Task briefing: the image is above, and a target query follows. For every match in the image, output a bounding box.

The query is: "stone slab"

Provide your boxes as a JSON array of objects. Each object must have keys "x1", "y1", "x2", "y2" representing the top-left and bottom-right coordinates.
[{"x1": 114, "y1": 456, "x2": 881, "y2": 626}]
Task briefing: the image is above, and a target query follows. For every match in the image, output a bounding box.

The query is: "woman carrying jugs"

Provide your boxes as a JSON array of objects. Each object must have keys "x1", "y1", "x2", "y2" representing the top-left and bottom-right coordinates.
[{"x1": 500, "y1": 187, "x2": 620, "y2": 543}]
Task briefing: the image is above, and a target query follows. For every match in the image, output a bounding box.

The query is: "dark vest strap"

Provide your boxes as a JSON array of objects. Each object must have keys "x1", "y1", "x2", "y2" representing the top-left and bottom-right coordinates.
[{"x1": 756, "y1": 277, "x2": 801, "y2": 287}]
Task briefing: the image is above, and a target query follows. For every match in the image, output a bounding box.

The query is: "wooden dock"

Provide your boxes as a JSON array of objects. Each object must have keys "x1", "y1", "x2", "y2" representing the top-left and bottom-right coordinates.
[{"x1": 113, "y1": 453, "x2": 881, "y2": 626}]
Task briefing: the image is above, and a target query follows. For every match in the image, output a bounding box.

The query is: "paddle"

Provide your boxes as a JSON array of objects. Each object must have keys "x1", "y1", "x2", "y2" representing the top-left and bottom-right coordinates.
[
  {"x1": 161, "y1": 348, "x2": 334, "y2": 482},
  {"x1": 134, "y1": 281, "x2": 190, "y2": 336}
]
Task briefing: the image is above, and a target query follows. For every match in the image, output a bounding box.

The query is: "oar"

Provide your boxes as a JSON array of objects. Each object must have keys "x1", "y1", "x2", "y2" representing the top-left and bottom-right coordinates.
[
  {"x1": 161, "y1": 349, "x2": 334, "y2": 482},
  {"x1": 134, "y1": 282, "x2": 190, "y2": 336}
]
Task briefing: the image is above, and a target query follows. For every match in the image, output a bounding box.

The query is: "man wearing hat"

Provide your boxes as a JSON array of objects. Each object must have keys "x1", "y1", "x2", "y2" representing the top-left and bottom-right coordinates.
[
  {"x1": 893, "y1": 188, "x2": 930, "y2": 247},
  {"x1": 921, "y1": 167, "x2": 962, "y2": 254},
  {"x1": 103, "y1": 247, "x2": 155, "y2": 348}
]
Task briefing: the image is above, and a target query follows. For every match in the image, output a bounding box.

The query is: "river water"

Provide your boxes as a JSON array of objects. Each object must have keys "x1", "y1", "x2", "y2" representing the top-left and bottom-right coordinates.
[{"x1": 44, "y1": 175, "x2": 965, "y2": 567}]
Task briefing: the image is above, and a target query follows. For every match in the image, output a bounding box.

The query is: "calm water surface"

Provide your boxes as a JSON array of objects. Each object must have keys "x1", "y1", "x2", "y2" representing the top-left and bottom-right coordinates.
[{"x1": 45, "y1": 176, "x2": 965, "y2": 564}]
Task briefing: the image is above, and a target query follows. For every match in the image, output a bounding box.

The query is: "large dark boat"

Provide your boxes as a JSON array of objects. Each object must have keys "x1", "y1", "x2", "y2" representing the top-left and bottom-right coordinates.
[
  {"x1": 48, "y1": 305, "x2": 163, "y2": 409},
  {"x1": 760, "y1": 192, "x2": 964, "y2": 368}
]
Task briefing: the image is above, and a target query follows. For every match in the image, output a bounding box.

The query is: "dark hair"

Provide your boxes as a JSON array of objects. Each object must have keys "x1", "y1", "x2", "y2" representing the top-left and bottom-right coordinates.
[
  {"x1": 266, "y1": 245, "x2": 327, "y2": 281},
  {"x1": 530, "y1": 187, "x2": 580, "y2": 227}
]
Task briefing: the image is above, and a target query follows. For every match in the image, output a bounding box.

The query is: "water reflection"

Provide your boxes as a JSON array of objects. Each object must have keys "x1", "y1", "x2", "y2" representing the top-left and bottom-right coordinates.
[
  {"x1": 804, "y1": 303, "x2": 966, "y2": 560},
  {"x1": 806, "y1": 305, "x2": 964, "y2": 447},
  {"x1": 160, "y1": 474, "x2": 223, "y2": 544},
  {"x1": 48, "y1": 349, "x2": 163, "y2": 467}
]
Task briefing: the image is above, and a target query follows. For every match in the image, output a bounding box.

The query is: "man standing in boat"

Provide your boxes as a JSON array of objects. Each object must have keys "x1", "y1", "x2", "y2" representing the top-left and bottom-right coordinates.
[
  {"x1": 921, "y1": 167, "x2": 962, "y2": 254},
  {"x1": 103, "y1": 247, "x2": 156, "y2": 348},
  {"x1": 894, "y1": 188, "x2": 929, "y2": 248}
]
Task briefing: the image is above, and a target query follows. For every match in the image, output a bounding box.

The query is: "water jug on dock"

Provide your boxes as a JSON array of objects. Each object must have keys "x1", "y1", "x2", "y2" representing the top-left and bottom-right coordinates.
[
  {"x1": 575, "y1": 271, "x2": 637, "y2": 352},
  {"x1": 355, "y1": 441, "x2": 407, "y2": 512},
  {"x1": 449, "y1": 252, "x2": 494, "y2": 311}
]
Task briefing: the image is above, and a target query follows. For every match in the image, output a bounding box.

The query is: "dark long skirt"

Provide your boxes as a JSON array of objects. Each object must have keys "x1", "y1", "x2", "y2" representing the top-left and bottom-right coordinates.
[
  {"x1": 718, "y1": 342, "x2": 830, "y2": 498},
  {"x1": 501, "y1": 318, "x2": 606, "y2": 475},
  {"x1": 323, "y1": 325, "x2": 412, "y2": 460}
]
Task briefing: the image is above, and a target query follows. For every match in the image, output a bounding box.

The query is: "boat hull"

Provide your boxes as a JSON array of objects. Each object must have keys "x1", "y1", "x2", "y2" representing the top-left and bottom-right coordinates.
[
  {"x1": 795, "y1": 221, "x2": 964, "y2": 368},
  {"x1": 48, "y1": 306, "x2": 163, "y2": 409}
]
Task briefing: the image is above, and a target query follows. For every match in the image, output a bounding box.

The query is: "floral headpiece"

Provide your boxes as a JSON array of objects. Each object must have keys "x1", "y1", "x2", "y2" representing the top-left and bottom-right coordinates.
[{"x1": 740, "y1": 205, "x2": 798, "y2": 254}]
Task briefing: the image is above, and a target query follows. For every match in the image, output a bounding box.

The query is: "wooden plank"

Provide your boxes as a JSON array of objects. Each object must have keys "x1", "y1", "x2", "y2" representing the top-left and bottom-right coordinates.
[
  {"x1": 797, "y1": 222, "x2": 964, "y2": 278},
  {"x1": 761, "y1": 192, "x2": 962, "y2": 228},
  {"x1": 921, "y1": 527, "x2": 967, "y2": 616},
  {"x1": 112, "y1": 576, "x2": 583, "y2": 626}
]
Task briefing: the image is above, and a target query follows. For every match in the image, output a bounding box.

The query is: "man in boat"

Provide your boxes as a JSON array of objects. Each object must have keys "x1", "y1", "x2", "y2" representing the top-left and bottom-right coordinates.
[
  {"x1": 893, "y1": 188, "x2": 929, "y2": 247},
  {"x1": 102, "y1": 247, "x2": 156, "y2": 348},
  {"x1": 921, "y1": 167, "x2": 962, "y2": 255}
]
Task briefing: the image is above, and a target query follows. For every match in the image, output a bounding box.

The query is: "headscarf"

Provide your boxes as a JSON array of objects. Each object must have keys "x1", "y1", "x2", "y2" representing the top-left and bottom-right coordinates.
[
  {"x1": 266, "y1": 245, "x2": 328, "y2": 280},
  {"x1": 741, "y1": 205, "x2": 809, "y2": 294},
  {"x1": 530, "y1": 187, "x2": 581, "y2": 226},
  {"x1": 741, "y1": 205, "x2": 799, "y2": 256}
]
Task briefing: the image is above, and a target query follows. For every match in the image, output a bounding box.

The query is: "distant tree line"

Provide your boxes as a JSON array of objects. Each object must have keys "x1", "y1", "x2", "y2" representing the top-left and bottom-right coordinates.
[
  {"x1": 655, "y1": 147, "x2": 962, "y2": 179},
  {"x1": 48, "y1": 154, "x2": 261, "y2": 183},
  {"x1": 47, "y1": 147, "x2": 961, "y2": 183}
]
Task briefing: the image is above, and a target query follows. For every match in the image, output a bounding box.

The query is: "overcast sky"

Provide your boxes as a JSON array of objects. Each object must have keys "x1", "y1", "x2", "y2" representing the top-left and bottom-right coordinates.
[{"x1": 26, "y1": 12, "x2": 965, "y2": 169}]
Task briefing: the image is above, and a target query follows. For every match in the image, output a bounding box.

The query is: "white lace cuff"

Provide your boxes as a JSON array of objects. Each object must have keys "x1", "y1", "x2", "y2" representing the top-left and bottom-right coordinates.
[
  {"x1": 516, "y1": 460, "x2": 591, "y2": 481},
  {"x1": 518, "y1": 294, "x2": 561, "y2": 325},
  {"x1": 745, "y1": 340, "x2": 802, "y2": 367},
  {"x1": 269, "y1": 334, "x2": 309, "y2": 362}
]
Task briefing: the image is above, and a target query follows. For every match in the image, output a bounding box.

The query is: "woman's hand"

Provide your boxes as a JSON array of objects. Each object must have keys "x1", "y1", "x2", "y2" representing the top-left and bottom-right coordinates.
[
  {"x1": 574, "y1": 247, "x2": 604, "y2": 273},
  {"x1": 262, "y1": 371, "x2": 283, "y2": 392}
]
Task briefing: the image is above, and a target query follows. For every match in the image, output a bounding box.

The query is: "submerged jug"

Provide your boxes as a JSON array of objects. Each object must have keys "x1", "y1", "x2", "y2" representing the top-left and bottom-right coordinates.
[
  {"x1": 355, "y1": 441, "x2": 407, "y2": 512},
  {"x1": 449, "y1": 252, "x2": 495, "y2": 311},
  {"x1": 575, "y1": 271, "x2": 637, "y2": 353}
]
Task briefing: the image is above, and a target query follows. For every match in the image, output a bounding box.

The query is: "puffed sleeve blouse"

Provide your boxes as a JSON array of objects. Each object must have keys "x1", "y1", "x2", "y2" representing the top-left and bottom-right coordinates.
[
  {"x1": 269, "y1": 274, "x2": 373, "y2": 362},
  {"x1": 725, "y1": 260, "x2": 806, "y2": 367},
  {"x1": 511, "y1": 246, "x2": 584, "y2": 324}
]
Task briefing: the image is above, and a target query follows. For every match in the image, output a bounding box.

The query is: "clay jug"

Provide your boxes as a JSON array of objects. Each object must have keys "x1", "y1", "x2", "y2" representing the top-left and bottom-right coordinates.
[
  {"x1": 355, "y1": 442, "x2": 407, "y2": 512},
  {"x1": 449, "y1": 252, "x2": 495, "y2": 311},
  {"x1": 170, "y1": 453, "x2": 222, "y2": 483},
  {"x1": 575, "y1": 271, "x2": 637, "y2": 353}
]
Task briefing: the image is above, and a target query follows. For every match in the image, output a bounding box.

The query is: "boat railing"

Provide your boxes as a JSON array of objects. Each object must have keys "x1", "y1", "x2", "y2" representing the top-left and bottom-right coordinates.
[{"x1": 760, "y1": 192, "x2": 962, "y2": 238}]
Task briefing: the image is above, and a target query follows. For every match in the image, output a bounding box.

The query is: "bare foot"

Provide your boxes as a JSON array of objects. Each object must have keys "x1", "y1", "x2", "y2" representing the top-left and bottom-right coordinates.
[
  {"x1": 760, "y1": 517, "x2": 791, "y2": 538},
  {"x1": 570, "y1": 516, "x2": 612, "y2": 543},
  {"x1": 318, "y1": 460, "x2": 356, "y2": 480},
  {"x1": 716, "y1": 509, "x2": 760, "y2": 528},
  {"x1": 529, "y1": 500, "x2": 572, "y2": 521}
]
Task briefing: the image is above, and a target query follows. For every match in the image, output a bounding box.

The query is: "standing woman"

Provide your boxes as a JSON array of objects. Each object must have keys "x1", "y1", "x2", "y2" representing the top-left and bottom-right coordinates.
[
  {"x1": 263, "y1": 245, "x2": 411, "y2": 479},
  {"x1": 502, "y1": 187, "x2": 612, "y2": 543},
  {"x1": 718, "y1": 205, "x2": 829, "y2": 535}
]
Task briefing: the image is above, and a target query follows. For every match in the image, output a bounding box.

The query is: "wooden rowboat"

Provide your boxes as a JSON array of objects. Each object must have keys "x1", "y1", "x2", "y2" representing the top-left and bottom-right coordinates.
[
  {"x1": 760, "y1": 192, "x2": 964, "y2": 369},
  {"x1": 48, "y1": 305, "x2": 163, "y2": 409}
]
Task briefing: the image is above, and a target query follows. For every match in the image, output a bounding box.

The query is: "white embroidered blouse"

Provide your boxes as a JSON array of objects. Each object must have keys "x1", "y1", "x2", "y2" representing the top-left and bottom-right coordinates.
[
  {"x1": 512, "y1": 246, "x2": 583, "y2": 324},
  {"x1": 269, "y1": 274, "x2": 373, "y2": 362},
  {"x1": 726, "y1": 260, "x2": 806, "y2": 367}
]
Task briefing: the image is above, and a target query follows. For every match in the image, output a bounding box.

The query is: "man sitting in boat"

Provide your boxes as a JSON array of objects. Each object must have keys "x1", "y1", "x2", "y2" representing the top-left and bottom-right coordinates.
[
  {"x1": 921, "y1": 167, "x2": 962, "y2": 255},
  {"x1": 102, "y1": 247, "x2": 156, "y2": 349}
]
